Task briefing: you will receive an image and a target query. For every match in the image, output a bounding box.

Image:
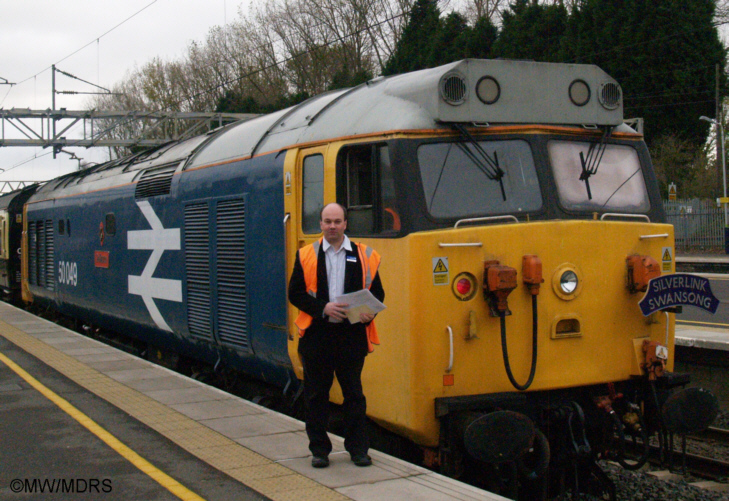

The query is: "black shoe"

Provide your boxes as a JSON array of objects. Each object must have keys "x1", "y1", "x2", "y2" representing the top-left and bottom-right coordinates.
[
  {"x1": 352, "y1": 454, "x2": 372, "y2": 467},
  {"x1": 312, "y1": 456, "x2": 329, "y2": 468}
]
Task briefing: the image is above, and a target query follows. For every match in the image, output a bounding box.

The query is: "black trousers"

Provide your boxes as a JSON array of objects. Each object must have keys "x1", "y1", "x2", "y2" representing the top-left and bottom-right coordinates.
[{"x1": 299, "y1": 323, "x2": 369, "y2": 458}]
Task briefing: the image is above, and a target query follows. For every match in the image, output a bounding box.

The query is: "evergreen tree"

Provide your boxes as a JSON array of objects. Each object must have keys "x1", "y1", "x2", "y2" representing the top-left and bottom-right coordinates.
[
  {"x1": 427, "y1": 12, "x2": 471, "y2": 67},
  {"x1": 464, "y1": 16, "x2": 498, "y2": 59},
  {"x1": 327, "y1": 65, "x2": 373, "y2": 91},
  {"x1": 562, "y1": 0, "x2": 726, "y2": 149},
  {"x1": 216, "y1": 90, "x2": 310, "y2": 114},
  {"x1": 493, "y1": 0, "x2": 569, "y2": 62},
  {"x1": 383, "y1": 0, "x2": 442, "y2": 75}
]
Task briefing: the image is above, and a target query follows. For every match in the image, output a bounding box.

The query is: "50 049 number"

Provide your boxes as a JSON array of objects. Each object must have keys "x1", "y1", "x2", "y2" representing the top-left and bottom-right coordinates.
[{"x1": 58, "y1": 261, "x2": 78, "y2": 286}]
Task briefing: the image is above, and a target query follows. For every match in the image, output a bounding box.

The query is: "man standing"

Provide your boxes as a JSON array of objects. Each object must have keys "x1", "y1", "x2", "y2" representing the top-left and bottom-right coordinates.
[{"x1": 288, "y1": 203, "x2": 385, "y2": 468}]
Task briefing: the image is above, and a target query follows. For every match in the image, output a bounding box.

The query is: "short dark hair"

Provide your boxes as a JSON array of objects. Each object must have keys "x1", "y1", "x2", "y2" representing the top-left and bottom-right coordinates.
[{"x1": 320, "y1": 203, "x2": 348, "y2": 221}]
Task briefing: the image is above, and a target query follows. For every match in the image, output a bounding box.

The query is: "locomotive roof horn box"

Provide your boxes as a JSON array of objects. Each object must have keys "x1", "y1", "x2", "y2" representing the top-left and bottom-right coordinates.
[{"x1": 387, "y1": 59, "x2": 624, "y2": 127}]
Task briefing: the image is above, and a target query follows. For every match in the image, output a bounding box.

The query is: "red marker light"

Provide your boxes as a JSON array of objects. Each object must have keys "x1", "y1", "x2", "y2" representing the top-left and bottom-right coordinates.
[
  {"x1": 452, "y1": 272, "x2": 477, "y2": 301},
  {"x1": 456, "y1": 278, "x2": 472, "y2": 296}
]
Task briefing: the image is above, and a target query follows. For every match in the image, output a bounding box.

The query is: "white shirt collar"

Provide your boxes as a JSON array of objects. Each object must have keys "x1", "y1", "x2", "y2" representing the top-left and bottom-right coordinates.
[{"x1": 322, "y1": 234, "x2": 352, "y2": 253}]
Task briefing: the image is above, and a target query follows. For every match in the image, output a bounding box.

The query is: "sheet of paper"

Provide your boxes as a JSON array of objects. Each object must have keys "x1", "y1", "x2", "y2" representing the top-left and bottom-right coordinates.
[{"x1": 333, "y1": 289, "x2": 386, "y2": 324}]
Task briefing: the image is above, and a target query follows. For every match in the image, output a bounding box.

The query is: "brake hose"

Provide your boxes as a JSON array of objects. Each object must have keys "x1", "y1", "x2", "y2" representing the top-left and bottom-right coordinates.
[{"x1": 500, "y1": 294, "x2": 538, "y2": 391}]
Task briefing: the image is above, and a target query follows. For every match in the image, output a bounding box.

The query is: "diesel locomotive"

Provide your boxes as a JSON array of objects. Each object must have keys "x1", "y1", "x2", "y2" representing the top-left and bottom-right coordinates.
[{"x1": 2, "y1": 59, "x2": 718, "y2": 499}]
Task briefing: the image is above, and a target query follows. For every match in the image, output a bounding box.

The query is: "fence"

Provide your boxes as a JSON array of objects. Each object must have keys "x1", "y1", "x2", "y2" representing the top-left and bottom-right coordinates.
[{"x1": 664, "y1": 199, "x2": 724, "y2": 252}]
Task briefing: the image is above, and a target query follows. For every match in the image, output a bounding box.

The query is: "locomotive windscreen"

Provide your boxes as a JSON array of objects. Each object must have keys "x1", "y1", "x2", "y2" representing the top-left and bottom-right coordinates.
[
  {"x1": 549, "y1": 140, "x2": 650, "y2": 213},
  {"x1": 417, "y1": 139, "x2": 542, "y2": 219}
]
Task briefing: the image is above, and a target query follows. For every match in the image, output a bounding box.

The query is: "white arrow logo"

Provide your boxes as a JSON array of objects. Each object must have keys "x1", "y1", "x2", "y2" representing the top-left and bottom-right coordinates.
[{"x1": 128, "y1": 200, "x2": 182, "y2": 332}]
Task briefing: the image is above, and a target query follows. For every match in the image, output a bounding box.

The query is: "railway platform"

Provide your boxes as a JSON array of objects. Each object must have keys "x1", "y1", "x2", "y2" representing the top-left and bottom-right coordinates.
[
  {"x1": 676, "y1": 253, "x2": 729, "y2": 274},
  {"x1": 675, "y1": 323, "x2": 729, "y2": 352},
  {"x1": 0, "y1": 301, "x2": 506, "y2": 501}
]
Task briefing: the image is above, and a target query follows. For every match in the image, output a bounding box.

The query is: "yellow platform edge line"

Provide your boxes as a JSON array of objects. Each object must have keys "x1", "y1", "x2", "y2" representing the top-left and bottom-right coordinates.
[
  {"x1": 676, "y1": 319, "x2": 729, "y2": 328},
  {"x1": 0, "y1": 351, "x2": 206, "y2": 501}
]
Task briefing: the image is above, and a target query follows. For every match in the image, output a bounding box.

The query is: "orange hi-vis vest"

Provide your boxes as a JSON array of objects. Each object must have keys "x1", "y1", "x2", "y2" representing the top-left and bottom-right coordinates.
[{"x1": 294, "y1": 238, "x2": 381, "y2": 352}]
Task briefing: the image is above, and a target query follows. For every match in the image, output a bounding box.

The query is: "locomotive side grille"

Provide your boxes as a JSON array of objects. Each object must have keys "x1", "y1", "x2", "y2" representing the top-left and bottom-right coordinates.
[
  {"x1": 215, "y1": 199, "x2": 248, "y2": 350},
  {"x1": 37, "y1": 220, "x2": 46, "y2": 288},
  {"x1": 45, "y1": 219, "x2": 54, "y2": 291},
  {"x1": 184, "y1": 203, "x2": 212, "y2": 341},
  {"x1": 28, "y1": 221, "x2": 37, "y2": 285},
  {"x1": 135, "y1": 164, "x2": 177, "y2": 199}
]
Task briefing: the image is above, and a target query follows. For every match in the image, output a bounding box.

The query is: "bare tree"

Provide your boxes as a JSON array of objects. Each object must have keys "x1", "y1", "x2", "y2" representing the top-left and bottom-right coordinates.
[
  {"x1": 716, "y1": 0, "x2": 729, "y2": 25},
  {"x1": 458, "y1": 0, "x2": 506, "y2": 25},
  {"x1": 90, "y1": 0, "x2": 418, "y2": 132}
]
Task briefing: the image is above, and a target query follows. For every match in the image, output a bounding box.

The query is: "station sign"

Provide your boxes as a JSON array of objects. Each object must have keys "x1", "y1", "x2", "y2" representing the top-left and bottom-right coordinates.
[{"x1": 639, "y1": 273, "x2": 719, "y2": 316}]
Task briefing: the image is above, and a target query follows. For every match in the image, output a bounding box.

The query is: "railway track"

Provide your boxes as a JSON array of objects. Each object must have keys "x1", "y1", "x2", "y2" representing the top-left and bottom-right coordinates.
[
  {"x1": 600, "y1": 425, "x2": 729, "y2": 500},
  {"x1": 640, "y1": 426, "x2": 729, "y2": 494}
]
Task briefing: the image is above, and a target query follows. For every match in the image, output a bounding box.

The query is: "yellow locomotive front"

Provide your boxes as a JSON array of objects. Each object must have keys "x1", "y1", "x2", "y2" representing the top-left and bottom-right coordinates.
[
  {"x1": 352, "y1": 122, "x2": 695, "y2": 498},
  {"x1": 355, "y1": 124, "x2": 683, "y2": 492},
  {"x1": 283, "y1": 60, "x2": 716, "y2": 499},
  {"x1": 363, "y1": 124, "x2": 675, "y2": 438}
]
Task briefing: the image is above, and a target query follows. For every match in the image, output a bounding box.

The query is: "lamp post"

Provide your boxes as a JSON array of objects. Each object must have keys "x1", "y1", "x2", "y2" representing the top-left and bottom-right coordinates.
[{"x1": 700, "y1": 115, "x2": 728, "y2": 253}]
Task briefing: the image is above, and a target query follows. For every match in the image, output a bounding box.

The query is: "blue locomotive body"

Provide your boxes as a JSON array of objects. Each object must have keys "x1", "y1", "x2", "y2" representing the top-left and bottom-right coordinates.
[{"x1": 24, "y1": 145, "x2": 292, "y2": 386}]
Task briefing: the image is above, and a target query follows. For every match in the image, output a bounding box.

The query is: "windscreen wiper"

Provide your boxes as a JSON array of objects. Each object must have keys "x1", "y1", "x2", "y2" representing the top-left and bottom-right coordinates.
[
  {"x1": 579, "y1": 126, "x2": 613, "y2": 200},
  {"x1": 451, "y1": 123, "x2": 506, "y2": 201}
]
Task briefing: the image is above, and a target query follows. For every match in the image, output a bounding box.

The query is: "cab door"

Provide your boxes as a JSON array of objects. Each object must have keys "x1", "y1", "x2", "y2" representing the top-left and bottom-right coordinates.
[{"x1": 284, "y1": 145, "x2": 335, "y2": 379}]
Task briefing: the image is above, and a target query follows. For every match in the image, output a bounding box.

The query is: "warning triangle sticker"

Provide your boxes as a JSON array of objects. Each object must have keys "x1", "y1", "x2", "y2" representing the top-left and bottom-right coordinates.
[
  {"x1": 662, "y1": 249, "x2": 672, "y2": 262},
  {"x1": 434, "y1": 259, "x2": 448, "y2": 273}
]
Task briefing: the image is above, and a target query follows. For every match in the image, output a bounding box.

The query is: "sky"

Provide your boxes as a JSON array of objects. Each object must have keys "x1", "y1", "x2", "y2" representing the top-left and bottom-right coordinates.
[{"x1": 0, "y1": 0, "x2": 250, "y2": 186}]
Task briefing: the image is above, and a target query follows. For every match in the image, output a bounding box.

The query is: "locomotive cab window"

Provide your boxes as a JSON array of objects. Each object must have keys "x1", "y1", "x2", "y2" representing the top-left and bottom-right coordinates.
[
  {"x1": 417, "y1": 138, "x2": 541, "y2": 219},
  {"x1": 338, "y1": 143, "x2": 399, "y2": 235},
  {"x1": 548, "y1": 140, "x2": 650, "y2": 213},
  {"x1": 302, "y1": 154, "x2": 324, "y2": 234},
  {"x1": 58, "y1": 219, "x2": 65, "y2": 235}
]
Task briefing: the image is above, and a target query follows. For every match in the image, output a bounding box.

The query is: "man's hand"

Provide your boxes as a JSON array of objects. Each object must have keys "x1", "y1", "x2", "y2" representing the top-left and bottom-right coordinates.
[
  {"x1": 323, "y1": 302, "x2": 349, "y2": 321},
  {"x1": 359, "y1": 312, "x2": 375, "y2": 323}
]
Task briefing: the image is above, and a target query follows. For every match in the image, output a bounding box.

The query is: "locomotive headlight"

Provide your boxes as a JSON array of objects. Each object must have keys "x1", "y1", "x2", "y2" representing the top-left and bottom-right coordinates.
[
  {"x1": 552, "y1": 264, "x2": 582, "y2": 300},
  {"x1": 560, "y1": 271, "x2": 578, "y2": 294}
]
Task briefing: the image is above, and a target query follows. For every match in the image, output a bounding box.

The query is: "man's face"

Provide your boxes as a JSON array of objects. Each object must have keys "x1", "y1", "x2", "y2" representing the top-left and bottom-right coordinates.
[{"x1": 320, "y1": 204, "x2": 347, "y2": 246}]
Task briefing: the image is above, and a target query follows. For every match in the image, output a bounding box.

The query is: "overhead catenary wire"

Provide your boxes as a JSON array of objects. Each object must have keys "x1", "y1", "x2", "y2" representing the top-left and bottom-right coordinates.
[{"x1": 10, "y1": 0, "x2": 160, "y2": 89}]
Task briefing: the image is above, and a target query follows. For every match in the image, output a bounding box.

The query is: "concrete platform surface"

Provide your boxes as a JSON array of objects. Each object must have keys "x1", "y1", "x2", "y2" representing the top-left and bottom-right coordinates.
[{"x1": 675, "y1": 323, "x2": 729, "y2": 351}]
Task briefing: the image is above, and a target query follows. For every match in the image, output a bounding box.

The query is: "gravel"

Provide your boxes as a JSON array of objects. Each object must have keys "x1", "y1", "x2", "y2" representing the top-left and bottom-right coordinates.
[
  {"x1": 599, "y1": 462, "x2": 729, "y2": 501},
  {"x1": 714, "y1": 411, "x2": 729, "y2": 429},
  {"x1": 555, "y1": 410, "x2": 729, "y2": 501}
]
